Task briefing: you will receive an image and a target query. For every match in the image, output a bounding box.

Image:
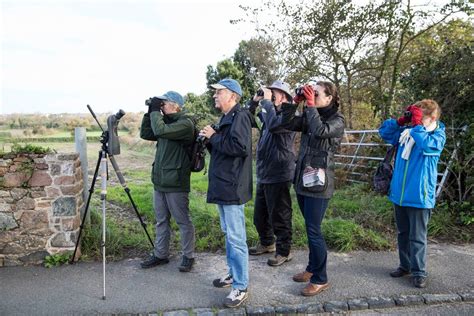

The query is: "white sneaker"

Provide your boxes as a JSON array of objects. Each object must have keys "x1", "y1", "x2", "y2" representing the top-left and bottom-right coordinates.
[{"x1": 224, "y1": 288, "x2": 248, "y2": 308}]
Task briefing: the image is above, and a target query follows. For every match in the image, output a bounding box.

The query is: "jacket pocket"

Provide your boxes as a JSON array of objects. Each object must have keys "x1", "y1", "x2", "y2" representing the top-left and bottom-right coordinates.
[
  {"x1": 159, "y1": 167, "x2": 181, "y2": 187},
  {"x1": 301, "y1": 150, "x2": 328, "y2": 193}
]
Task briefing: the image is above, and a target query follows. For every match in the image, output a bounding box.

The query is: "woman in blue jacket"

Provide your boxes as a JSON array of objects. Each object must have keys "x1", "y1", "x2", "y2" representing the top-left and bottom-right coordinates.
[{"x1": 379, "y1": 99, "x2": 446, "y2": 288}]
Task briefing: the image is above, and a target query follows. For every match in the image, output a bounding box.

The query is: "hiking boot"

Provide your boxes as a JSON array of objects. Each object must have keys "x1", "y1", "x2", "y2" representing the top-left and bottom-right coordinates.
[
  {"x1": 267, "y1": 253, "x2": 293, "y2": 266},
  {"x1": 178, "y1": 255, "x2": 195, "y2": 272},
  {"x1": 248, "y1": 243, "x2": 276, "y2": 255},
  {"x1": 224, "y1": 288, "x2": 248, "y2": 308},
  {"x1": 301, "y1": 282, "x2": 330, "y2": 296},
  {"x1": 293, "y1": 270, "x2": 313, "y2": 283},
  {"x1": 140, "y1": 255, "x2": 169, "y2": 269},
  {"x1": 389, "y1": 267, "x2": 410, "y2": 278},
  {"x1": 213, "y1": 274, "x2": 233, "y2": 288},
  {"x1": 413, "y1": 276, "x2": 427, "y2": 288}
]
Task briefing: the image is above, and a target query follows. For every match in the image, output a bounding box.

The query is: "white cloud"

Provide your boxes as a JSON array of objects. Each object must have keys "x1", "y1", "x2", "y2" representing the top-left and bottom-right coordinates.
[{"x1": 1, "y1": 0, "x2": 257, "y2": 114}]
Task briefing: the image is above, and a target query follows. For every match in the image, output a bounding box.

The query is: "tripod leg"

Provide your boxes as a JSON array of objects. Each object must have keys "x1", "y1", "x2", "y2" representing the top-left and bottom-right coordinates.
[
  {"x1": 100, "y1": 152, "x2": 107, "y2": 300},
  {"x1": 70, "y1": 151, "x2": 102, "y2": 264},
  {"x1": 109, "y1": 156, "x2": 155, "y2": 248}
]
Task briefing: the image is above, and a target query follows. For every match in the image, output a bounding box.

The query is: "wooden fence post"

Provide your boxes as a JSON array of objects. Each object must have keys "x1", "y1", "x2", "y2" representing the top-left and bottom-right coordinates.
[{"x1": 74, "y1": 127, "x2": 90, "y2": 224}]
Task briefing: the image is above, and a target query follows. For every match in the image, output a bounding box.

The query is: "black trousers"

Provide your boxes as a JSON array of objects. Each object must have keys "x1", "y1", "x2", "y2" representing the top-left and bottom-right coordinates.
[{"x1": 253, "y1": 181, "x2": 293, "y2": 256}]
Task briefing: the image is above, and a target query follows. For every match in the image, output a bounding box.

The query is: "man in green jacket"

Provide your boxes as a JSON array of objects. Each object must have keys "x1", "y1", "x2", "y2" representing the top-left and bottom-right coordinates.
[{"x1": 140, "y1": 91, "x2": 196, "y2": 272}]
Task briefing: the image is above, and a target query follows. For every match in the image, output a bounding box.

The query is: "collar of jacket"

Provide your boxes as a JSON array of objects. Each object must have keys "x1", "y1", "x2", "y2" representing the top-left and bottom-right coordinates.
[
  {"x1": 317, "y1": 104, "x2": 338, "y2": 119},
  {"x1": 164, "y1": 110, "x2": 186, "y2": 123},
  {"x1": 219, "y1": 103, "x2": 241, "y2": 127}
]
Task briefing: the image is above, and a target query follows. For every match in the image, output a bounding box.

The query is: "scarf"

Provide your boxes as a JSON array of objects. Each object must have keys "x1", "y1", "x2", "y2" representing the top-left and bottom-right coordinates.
[
  {"x1": 317, "y1": 104, "x2": 338, "y2": 120},
  {"x1": 399, "y1": 122, "x2": 438, "y2": 160}
]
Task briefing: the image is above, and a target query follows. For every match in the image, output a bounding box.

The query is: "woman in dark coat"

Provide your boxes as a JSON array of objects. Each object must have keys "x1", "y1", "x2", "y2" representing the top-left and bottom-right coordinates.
[{"x1": 281, "y1": 81, "x2": 345, "y2": 296}]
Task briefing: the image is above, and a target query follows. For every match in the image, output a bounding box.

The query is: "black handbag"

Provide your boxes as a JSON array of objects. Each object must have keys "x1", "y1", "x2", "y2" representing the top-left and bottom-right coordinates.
[{"x1": 373, "y1": 145, "x2": 397, "y2": 195}]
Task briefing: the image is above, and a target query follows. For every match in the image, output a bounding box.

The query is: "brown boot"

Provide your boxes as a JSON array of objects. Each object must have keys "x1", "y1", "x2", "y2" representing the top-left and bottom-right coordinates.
[
  {"x1": 249, "y1": 243, "x2": 276, "y2": 255},
  {"x1": 292, "y1": 271, "x2": 313, "y2": 282},
  {"x1": 301, "y1": 282, "x2": 330, "y2": 296}
]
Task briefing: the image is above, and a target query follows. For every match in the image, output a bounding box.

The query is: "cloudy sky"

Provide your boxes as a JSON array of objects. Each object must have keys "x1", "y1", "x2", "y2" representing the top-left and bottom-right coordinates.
[{"x1": 1, "y1": 0, "x2": 258, "y2": 114}]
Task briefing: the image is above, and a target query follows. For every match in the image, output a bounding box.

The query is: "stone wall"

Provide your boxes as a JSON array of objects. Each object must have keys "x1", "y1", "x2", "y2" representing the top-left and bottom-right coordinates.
[{"x1": 0, "y1": 153, "x2": 84, "y2": 266}]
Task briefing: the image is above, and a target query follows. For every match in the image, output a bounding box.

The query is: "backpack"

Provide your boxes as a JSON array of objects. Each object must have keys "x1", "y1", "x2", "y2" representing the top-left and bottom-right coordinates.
[
  {"x1": 373, "y1": 145, "x2": 397, "y2": 195},
  {"x1": 185, "y1": 117, "x2": 206, "y2": 172}
]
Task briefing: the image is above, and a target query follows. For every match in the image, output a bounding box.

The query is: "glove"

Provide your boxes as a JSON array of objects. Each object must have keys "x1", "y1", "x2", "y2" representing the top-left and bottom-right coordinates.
[
  {"x1": 303, "y1": 85, "x2": 315, "y2": 107},
  {"x1": 409, "y1": 105, "x2": 423, "y2": 126},
  {"x1": 293, "y1": 94, "x2": 304, "y2": 104},
  {"x1": 397, "y1": 105, "x2": 413, "y2": 126},
  {"x1": 148, "y1": 103, "x2": 161, "y2": 114},
  {"x1": 148, "y1": 97, "x2": 163, "y2": 114}
]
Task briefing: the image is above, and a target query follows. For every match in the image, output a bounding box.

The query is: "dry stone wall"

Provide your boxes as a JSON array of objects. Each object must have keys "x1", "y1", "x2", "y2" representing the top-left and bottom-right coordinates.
[{"x1": 0, "y1": 153, "x2": 84, "y2": 266}]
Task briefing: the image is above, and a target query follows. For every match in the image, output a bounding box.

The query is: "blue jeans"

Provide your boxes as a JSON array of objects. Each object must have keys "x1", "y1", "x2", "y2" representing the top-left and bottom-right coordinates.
[
  {"x1": 297, "y1": 194, "x2": 329, "y2": 284},
  {"x1": 217, "y1": 204, "x2": 249, "y2": 290},
  {"x1": 394, "y1": 204, "x2": 431, "y2": 277}
]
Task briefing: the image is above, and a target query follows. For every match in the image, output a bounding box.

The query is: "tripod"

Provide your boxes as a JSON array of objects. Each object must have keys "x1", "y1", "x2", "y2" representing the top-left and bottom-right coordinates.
[{"x1": 70, "y1": 109, "x2": 154, "y2": 300}]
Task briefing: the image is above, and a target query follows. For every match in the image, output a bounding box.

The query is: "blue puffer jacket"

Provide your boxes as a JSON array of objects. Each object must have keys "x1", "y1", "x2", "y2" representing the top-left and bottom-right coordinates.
[{"x1": 379, "y1": 119, "x2": 446, "y2": 209}]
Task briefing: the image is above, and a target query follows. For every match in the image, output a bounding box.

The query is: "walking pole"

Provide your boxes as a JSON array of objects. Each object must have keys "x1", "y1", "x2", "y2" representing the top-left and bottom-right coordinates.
[{"x1": 100, "y1": 150, "x2": 108, "y2": 300}]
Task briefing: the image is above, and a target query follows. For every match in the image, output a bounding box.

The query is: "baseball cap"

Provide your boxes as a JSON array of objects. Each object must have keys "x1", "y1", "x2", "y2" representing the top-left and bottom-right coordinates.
[
  {"x1": 157, "y1": 91, "x2": 184, "y2": 107},
  {"x1": 210, "y1": 78, "x2": 242, "y2": 96},
  {"x1": 268, "y1": 80, "x2": 292, "y2": 99}
]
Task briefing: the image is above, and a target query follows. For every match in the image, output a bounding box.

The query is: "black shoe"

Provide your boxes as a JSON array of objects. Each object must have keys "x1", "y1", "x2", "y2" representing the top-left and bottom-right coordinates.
[
  {"x1": 140, "y1": 255, "x2": 169, "y2": 269},
  {"x1": 389, "y1": 267, "x2": 410, "y2": 278},
  {"x1": 413, "y1": 276, "x2": 427, "y2": 288},
  {"x1": 213, "y1": 274, "x2": 233, "y2": 288},
  {"x1": 178, "y1": 256, "x2": 195, "y2": 272}
]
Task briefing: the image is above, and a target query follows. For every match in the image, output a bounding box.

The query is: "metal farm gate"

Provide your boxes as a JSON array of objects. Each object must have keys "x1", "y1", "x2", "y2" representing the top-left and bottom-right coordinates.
[{"x1": 334, "y1": 128, "x2": 463, "y2": 199}]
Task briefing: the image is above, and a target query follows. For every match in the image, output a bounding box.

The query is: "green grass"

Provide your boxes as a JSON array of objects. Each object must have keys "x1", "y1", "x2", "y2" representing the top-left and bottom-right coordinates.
[
  {"x1": 20, "y1": 140, "x2": 462, "y2": 260},
  {"x1": 80, "y1": 203, "x2": 153, "y2": 260},
  {"x1": 82, "y1": 179, "x2": 393, "y2": 261}
]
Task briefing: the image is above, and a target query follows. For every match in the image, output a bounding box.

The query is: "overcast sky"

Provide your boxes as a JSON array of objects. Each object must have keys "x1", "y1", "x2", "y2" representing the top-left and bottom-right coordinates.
[{"x1": 1, "y1": 0, "x2": 258, "y2": 114}]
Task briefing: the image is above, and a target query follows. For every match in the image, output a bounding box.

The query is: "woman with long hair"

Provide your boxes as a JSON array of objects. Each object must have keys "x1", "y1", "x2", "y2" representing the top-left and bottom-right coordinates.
[{"x1": 281, "y1": 81, "x2": 345, "y2": 296}]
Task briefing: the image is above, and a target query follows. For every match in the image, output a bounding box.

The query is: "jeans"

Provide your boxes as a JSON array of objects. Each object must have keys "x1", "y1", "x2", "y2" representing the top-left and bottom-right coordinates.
[
  {"x1": 217, "y1": 204, "x2": 249, "y2": 290},
  {"x1": 153, "y1": 190, "x2": 195, "y2": 259},
  {"x1": 253, "y1": 182, "x2": 293, "y2": 256},
  {"x1": 394, "y1": 204, "x2": 431, "y2": 277},
  {"x1": 297, "y1": 194, "x2": 329, "y2": 284}
]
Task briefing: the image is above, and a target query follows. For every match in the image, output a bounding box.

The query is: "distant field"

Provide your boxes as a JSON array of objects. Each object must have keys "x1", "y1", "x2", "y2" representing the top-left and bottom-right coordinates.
[{"x1": 0, "y1": 128, "x2": 104, "y2": 138}]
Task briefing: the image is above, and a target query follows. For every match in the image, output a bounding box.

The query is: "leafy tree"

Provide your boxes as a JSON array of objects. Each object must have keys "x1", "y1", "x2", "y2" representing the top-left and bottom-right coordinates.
[
  {"x1": 184, "y1": 93, "x2": 219, "y2": 128},
  {"x1": 206, "y1": 37, "x2": 282, "y2": 104},
  {"x1": 236, "y1": 0, "x2": 471, "y2": 126}
]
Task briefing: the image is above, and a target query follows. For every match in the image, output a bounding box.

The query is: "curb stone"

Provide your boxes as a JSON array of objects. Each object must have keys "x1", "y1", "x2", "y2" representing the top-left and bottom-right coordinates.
[
  {"x1": 305, "y1": 303, "x2": 324, "y2": 314},
  {"x1": 367, "y1": 296, "x2": 395, "y2": 309},
  {"x1": 217, "y1": 308, "x2": 246, "y2": 316},
  {"x1": 246, "y1": 306, "x2": 275, "y2": 316},
  {"x1": 347, "y1": 298, "x2": 369, "y2": 311},
  {"x1": 460, "y1": 291, "x2": 474, "y2": 302},
  {"x1": 193, "y1": 308, "x2": 215, "y2": 316},
  {"x1": 324, "y1": 300, "x2": 348, "y2": 313},
  {"x1": 394, "y1": 294, "x2": 425, "y2": 306},
  {"x1": 422, "y1": 293, "x2": 462, "y2": 304},
  {"x1": 274, "y1": 305, "x2": 298, "y2": 314},
  {"x1": 163, "y1": 310, "x2": 190, "y2": 316},
  {"x1": 159, "y1": 291, "x2": 473, "y2": 315}
]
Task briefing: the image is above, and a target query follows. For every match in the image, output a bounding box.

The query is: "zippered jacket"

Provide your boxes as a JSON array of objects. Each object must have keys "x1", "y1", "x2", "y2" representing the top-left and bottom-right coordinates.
[
  {"x1": 281, "y1": 105, "x2": 345, "y2": 199},
  {"x1": 206, "y1": 104, "x2": 253, "y2": 205},
  {"x1": 379, "y1": 119, "x2": 446, "y2": 209},
  {"x1": 140, "y1": 111, "x2": 194, "y2": 192},
  {"x1": 255, "y1": 100, "x2": 296, "y2": 184}
]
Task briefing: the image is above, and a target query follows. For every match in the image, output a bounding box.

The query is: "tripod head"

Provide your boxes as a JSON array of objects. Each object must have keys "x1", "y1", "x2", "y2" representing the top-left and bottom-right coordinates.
[{"x1": 87, "y1": 104, "x2": 125, "y2": 156}]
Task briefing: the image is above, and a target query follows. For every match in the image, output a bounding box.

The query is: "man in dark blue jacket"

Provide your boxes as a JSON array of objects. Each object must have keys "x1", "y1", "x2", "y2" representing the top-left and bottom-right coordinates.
[
  {"x1": 199, "y1": 78, "x2": 252, "y2": 308},
  {"x1": 247, "y1": 80, "x2": 296, "y2": 267}
]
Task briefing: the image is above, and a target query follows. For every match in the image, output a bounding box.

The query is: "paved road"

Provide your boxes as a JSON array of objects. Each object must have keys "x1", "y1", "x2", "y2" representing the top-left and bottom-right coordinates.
[{"x1": 0, "y1": 243, "x2": 473, "y2": 315}]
